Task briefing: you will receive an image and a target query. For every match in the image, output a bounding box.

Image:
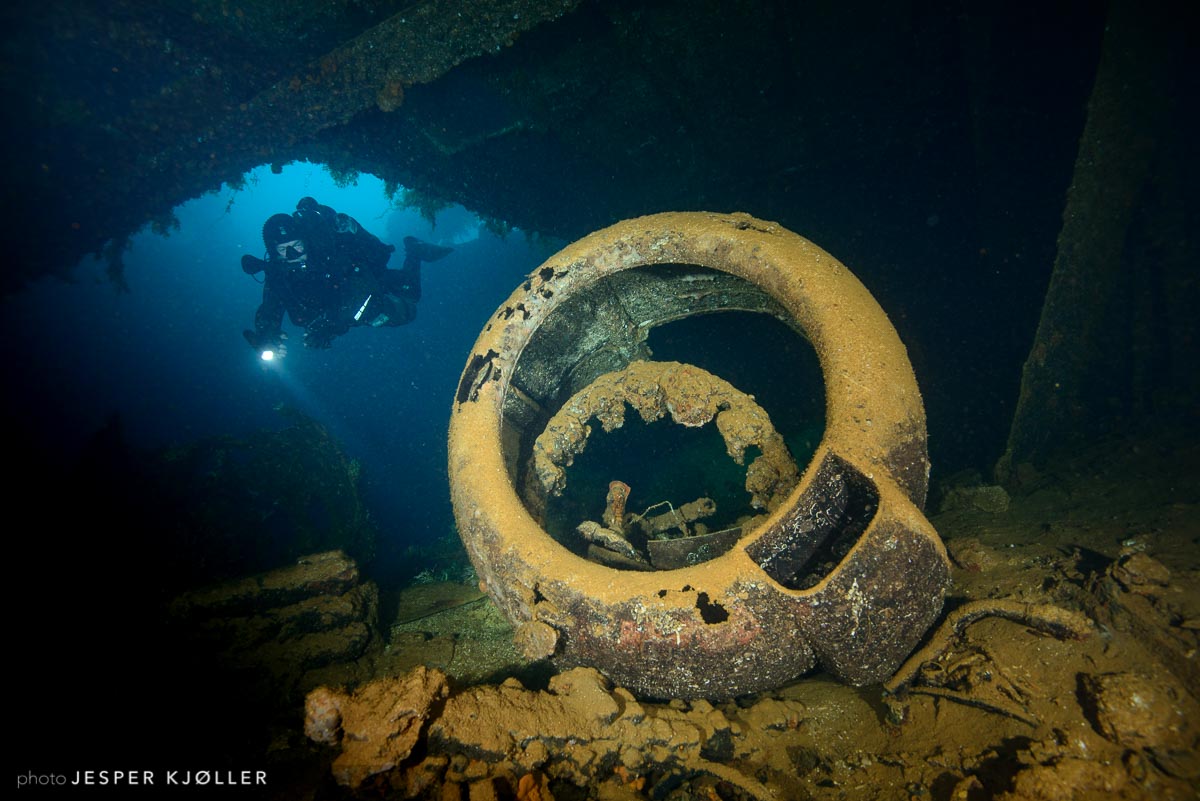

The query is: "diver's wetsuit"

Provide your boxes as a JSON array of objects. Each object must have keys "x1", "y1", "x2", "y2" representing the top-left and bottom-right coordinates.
[{"x1": 246, "y1": 199, "x2": 450, "y2": 350}]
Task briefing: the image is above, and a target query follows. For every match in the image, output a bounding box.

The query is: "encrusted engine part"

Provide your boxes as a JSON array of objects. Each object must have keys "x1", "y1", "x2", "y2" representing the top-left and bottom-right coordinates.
[
  {"x1": 603, "y1": 480, "x2": 632, "y2": 533},
  {"x1": 579, "y1": 491, "x2": 727, "y2": 571},
  {"x1": 638, "y1": 497, "x2": 718, "y2": 539},
  {"x1": 449, "y1": 211, "x2": 950, "y2": 698},
  {"x1": 577, "y1": 520, "x2": 648, "y2": 565}
]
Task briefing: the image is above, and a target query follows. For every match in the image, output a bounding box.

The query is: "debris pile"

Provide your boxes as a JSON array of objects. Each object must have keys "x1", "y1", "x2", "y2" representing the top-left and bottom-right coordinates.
[
  {"x1": 168, "y1": 550, "x2": 381, "y2": 703},
  {"x1": 527, "y1": 359, "x2": 800, "y2": 569}
]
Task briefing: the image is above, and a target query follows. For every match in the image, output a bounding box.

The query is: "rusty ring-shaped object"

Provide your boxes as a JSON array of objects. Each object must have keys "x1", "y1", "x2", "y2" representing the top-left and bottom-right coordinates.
[{"x1": 449, "y1": 211, "x2": 950, "y2": 699}]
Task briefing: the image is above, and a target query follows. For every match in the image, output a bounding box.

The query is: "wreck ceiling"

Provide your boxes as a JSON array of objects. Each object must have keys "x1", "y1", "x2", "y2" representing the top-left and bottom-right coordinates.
[
  {"x1": 3, "y1": 0, "x2": 1106, "y2": 291},
  {"x1": 6, "y1": 0, "x2": 1161, "y2": 473}
]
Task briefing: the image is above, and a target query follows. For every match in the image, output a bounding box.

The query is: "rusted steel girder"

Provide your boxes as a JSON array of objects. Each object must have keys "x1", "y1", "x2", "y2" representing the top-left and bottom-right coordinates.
[{"x1": 449, "y1": 211, "x2": 950, "y2": 699}]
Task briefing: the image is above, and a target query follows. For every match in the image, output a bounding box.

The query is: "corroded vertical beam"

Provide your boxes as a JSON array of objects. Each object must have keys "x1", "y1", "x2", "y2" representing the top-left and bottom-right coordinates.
[{"x1": 996, "y1": 0, "x2": 1183, "y2": 482}]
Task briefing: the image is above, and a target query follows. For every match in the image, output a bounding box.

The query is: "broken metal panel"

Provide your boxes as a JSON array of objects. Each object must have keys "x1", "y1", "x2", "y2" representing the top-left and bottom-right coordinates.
[
  {"x1": 744, "y1": 451, "x2": 858, "y2": 589},
  {"x1": 498, "y1": 264, "x2": 800, "y2": 498},
  {"x1": 505, "y1": 274, "x2": 653, "y2": 409},
  {"x1": 508, "y1": 265, "x2": 793, "y2": 411},
  {"x1": 647, "y1": 527, "x2": 743, "y2": 571},
  {"x1": 449, "y1": 211, "x2": 949, "y2": 699}
]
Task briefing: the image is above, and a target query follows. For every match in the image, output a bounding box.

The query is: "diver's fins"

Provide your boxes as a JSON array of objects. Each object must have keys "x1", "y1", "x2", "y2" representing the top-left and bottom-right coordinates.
[{"x1": 403, "y1": 236, "x2": 454, "y2": 263}]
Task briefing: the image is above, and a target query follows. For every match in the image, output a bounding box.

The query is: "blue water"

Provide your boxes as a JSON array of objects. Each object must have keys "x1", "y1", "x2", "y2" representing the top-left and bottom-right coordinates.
[{"x1": 1, "y1": 162, "x2": 555, "y2": 581}]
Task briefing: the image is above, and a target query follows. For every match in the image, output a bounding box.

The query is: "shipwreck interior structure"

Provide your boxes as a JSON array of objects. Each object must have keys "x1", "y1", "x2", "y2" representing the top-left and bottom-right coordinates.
[
  {"x1": 5, "y1": 0, "x2": 1198, "y2": 797},
  {"x1": 4, "y1": 0, "x2": 1194, "y2": 480}
]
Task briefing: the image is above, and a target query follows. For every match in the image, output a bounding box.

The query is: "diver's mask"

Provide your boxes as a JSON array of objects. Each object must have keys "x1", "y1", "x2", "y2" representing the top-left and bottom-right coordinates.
[{"x1": 274, "y1": 239, "x2": 308, "y2": 267}]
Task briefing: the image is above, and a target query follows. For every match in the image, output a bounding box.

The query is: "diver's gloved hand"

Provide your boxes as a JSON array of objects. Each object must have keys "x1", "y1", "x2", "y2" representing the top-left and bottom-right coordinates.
[
  {"x1": 244, "y1": 329, "x2": 287, "y2": 358},
  {"x1": 241, "y1": 254, "x2": 267, "y2": 275}
]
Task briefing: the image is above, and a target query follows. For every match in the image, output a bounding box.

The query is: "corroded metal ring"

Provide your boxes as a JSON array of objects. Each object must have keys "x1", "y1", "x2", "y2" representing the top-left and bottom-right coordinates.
[{"x1": 449, "y1": 211, "x2": 950, "y2": 699}]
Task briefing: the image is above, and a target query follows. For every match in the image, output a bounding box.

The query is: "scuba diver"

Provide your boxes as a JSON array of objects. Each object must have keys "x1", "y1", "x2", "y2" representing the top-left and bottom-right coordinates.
[{"x1": 241, "y1": 196, "x2": 453, "y2": 358}]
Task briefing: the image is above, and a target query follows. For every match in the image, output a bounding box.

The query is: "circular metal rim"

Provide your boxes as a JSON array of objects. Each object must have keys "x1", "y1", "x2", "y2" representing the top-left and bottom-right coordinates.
[{"x1": 449, "y1": 211, "x2": 948, "y2": 697}]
